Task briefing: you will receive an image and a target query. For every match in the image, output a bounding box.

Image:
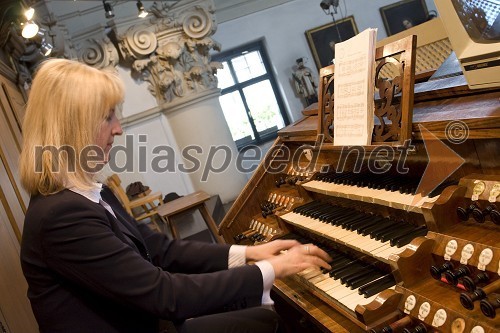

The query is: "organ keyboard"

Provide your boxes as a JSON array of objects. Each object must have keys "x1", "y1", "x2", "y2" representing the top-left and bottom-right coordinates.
[
  {"x1": 302, "y1": 177, "x2": 440, "y2": 213},
  {"x1": 293, "y1": 239, "x2": 397, "y2": 312},
  {"x1": 281, "y1": 206, "x2": 420, "y2": 261},
  {"x1": 218, "y1": 43, "x2": 500, "y2": 332}
]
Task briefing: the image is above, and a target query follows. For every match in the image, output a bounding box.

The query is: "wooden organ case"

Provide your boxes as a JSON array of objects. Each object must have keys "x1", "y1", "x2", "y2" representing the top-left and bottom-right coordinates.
[{"x1": 218, "y1": 33, "x2": 500, "y2": 333}]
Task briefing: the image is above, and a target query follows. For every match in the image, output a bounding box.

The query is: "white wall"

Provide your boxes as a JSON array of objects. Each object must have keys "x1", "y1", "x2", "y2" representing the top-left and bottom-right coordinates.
[
  {"x1": 117, "y1": 66, "x2": 157, "y2": 118},
  {"x1": 213, "y1": 0, "x2": 438, "y2": 122},
  {"x1": 165, "y1": 93, "x2": 249, "y2": 203},
  {"x1": 45, "y1": 0, "x2": 440, "y2": 203}
]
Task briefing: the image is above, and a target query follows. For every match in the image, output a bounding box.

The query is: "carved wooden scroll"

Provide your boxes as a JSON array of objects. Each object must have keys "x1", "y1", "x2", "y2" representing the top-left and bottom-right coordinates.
[
  {"x1": 318, "y1": 64, "x2": 335, "y2": 143},
  {"x1": 318, "y1": 35, "x2": 417, "y2": 146}
]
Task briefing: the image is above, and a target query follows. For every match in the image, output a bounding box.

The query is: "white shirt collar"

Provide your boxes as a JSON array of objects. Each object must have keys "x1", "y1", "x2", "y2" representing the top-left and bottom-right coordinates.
[{"x1": 69, "y1": 183, "x2": 103, "y2": 203}]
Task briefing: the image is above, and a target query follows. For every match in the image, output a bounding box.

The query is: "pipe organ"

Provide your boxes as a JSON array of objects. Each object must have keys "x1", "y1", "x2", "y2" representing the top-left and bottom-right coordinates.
[{"x1": 218, "y1": 37, "x2": 500, "y2": 332}]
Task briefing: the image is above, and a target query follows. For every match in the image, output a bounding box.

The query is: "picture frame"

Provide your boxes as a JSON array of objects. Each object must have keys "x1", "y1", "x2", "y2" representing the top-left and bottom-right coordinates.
[
  {"x1": 305, "y1": 16, "x2": 359, "y2": 71},
  {"x1": 380, "y1": 0, "x2": 429, "y2": 36}
]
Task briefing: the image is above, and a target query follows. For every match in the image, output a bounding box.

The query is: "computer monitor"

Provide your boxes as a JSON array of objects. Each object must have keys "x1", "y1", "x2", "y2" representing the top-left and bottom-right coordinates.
[{"x1": 434, "y1": 0, "x2": 500, "y2": 89}]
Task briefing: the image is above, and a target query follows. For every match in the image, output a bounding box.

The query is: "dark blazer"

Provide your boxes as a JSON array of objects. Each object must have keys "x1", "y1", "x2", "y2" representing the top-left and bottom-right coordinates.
[{"x1": 21, "y1": 187, "x2": 264, "y2": 333}]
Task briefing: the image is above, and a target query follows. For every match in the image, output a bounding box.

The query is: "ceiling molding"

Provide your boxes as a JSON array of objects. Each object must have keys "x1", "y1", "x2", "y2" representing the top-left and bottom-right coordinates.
[
  {"x1": 211, "y1": 0, "x2": 295, "y2": 23},
  {"x1": 13, "y1": 0, "x2": 295, "y2": 25}
]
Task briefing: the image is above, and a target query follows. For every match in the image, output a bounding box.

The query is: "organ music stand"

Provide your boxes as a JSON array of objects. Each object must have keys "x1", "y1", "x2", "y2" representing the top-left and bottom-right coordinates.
[{"x1": 318, "y1": 35, "x2": 417, "y2": 147}]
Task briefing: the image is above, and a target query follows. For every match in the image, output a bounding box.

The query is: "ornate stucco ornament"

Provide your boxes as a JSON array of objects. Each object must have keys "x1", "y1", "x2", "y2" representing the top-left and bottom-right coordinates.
[{"x1": 119, "y1": 0, "x2": 222, "y2": 104}]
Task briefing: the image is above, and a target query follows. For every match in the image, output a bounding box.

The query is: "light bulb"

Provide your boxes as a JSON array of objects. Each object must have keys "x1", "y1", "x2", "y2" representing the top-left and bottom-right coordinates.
[
  {"x1": 22, "y1": 21, "x2": 39, "y2": 39},
  {"x1": 24, "y1": 7, "x2": 35, "y2": 20}
]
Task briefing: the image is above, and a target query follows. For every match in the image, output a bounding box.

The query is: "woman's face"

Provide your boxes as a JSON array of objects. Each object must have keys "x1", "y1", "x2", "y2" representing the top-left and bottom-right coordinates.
[{"x1": 96, "y1": 108, "x2": 123, "y2": 164}]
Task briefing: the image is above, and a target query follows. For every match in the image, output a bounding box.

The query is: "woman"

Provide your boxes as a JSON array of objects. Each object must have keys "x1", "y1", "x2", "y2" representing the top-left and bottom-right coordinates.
[{"x1": 19, "y1": 59, "x2": 331, "y2": 333}]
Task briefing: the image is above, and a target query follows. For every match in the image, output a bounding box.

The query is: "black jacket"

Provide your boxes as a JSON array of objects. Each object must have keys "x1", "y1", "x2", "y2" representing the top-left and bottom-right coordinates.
[{"x1": 21, "y1": 187, "x2": 263, "y2": 333}]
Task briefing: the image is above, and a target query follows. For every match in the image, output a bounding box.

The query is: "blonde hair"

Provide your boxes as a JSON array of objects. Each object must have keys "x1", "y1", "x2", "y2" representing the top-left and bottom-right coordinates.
[{"x1": 19, "y1": 59, "x2": 125, "y2": 195}]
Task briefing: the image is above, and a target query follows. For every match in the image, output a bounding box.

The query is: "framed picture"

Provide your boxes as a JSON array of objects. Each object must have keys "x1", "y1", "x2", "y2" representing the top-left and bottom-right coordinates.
[
  {"x1": 305, "y1": 16, "x2": 359, "y2": 71},
  {"x1": 380, "y1": 0, "x2": 429, "y2": 36}
]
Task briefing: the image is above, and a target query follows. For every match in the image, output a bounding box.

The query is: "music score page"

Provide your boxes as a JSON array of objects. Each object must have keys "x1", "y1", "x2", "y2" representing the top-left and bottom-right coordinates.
[{"x1": 333, "y1": 28, "x2": 377, "y2": 146}]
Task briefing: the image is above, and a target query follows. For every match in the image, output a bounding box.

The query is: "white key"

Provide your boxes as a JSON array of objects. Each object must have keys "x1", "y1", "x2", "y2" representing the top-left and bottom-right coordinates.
[{"x1": 302, "y1": 181, "x2": 431, "y2": 212}]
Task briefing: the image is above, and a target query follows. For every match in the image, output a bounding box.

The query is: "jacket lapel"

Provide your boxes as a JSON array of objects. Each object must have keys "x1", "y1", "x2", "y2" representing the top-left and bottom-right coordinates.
[{"x1": 100, "y1": 186, "x2": 152, "y2": 262}]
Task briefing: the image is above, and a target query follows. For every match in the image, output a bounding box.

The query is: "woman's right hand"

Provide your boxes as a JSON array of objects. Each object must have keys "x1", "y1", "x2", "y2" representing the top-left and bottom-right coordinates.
[{"x1": 265, "y1": 243, "x2": 332, "y2": 279}]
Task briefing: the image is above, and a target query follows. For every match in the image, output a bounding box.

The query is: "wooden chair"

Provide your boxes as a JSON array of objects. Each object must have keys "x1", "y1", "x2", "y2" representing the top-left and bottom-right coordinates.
[{"x1": 106, "y1": 174, "x2": 166, "y2": 231}]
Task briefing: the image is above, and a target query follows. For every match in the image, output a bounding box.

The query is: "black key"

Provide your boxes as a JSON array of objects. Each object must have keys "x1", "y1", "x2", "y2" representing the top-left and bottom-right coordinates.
[
  {"x1": 309, "y1": 205, "x2": 335, "y2": 219},
  {"x1": 324, "y1": 210, "x2": 356, "y2": 224},
  {"x1": 370, "y1": 222, "x2": 401, "y2": 239},
  {"x1": 359, "y1": 218, "x2": 394, "y2": 235},
  {"x1": 344, "y1": 215, "x2": 374, "y2": 230},
  {"x1": 356, "y1": 217, "x2": 387, "y2": 234},
  {"x1": 318, "y1": 206, "x2": 350, "y2": 221},
  {"x1": 393, "y1": 226, "x2": 428, "y2": 247},
  {"x1": 341, "y1": 267, "x2": 373, "y2": 286},
  {"x1": 362, "y1": 277, "x2": 396, "y2": 298},
  {"x1": 330, "y1": 212, "x2": 364, "y2": 226},
  {"x1": 293, "y1": 201, "x2": 321, "y2": 214},
  {"x1": 337, "y1": 213, "x2": 369, "y2": 228},
  {"x1": 383, "y1": 223, "x2": 421, "y2": 241},
  {"x1": 358, "y1": 274, "x2": 395, "y2": 295},
  {"x1": 335, "y1": 264, "x2": 367, "y2": 281},
  {"x1": 329, "y1": 260, "x2": 360, "y2": 277},
  {"x1": 378, "y1": 223, "x2": 418, "y2": 242},
  {"x1": 349, "y1": 272, "x2": 384, "y2": 289}
]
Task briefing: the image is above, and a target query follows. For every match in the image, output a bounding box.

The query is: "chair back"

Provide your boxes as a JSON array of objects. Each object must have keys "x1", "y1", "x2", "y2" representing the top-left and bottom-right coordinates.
[{"x1": 106, "y1": 174, "x2": 133, "y2": 214}]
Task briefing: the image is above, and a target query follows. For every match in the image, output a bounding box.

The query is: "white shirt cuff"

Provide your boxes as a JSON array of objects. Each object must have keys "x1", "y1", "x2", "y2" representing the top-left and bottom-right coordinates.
[
  {"x1": 228, "y1": 245, "x2": 247, "y2": 268},
  {"x1": 255, "y1": 260, "x2": 275, "y2": 306}
]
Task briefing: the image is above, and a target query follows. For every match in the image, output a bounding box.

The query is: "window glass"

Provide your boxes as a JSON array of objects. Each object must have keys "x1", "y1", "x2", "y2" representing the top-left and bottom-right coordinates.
[
  {"x1": 231, "y1": 51, "x2": 266, "y2": 82},
  {"x1": 213, "y1": 40, "x2": 288, "y2": 149},
  {"x1": 216, "y1": 61, "x2": 234, "y2": 89},
  {"x1": 219, "y1": 92, "x2": 254, "y2": 143},
  {"x1": 243, "y1": 80, "x2": 285, "y2": 134}
]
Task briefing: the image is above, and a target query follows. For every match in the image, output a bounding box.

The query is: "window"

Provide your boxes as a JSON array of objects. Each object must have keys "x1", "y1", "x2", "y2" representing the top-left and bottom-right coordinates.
[{"x1": 212, "y1": 40, "x2": 289, "y2": 149}]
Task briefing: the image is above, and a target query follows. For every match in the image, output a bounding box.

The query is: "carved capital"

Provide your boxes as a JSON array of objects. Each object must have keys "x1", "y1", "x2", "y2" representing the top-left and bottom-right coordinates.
[
  {"x1": 180, "y1": 5, "x2": 216, "y2": 39},
  {"x1": 120, "y1": 26, "x2": 158, "y2": 59},
  {"x1": 78, "y1": 38, "x2": 119, "y2": 69},
  {"x1": 118, "y1": 0, "x2": 219, "y2": 104}
]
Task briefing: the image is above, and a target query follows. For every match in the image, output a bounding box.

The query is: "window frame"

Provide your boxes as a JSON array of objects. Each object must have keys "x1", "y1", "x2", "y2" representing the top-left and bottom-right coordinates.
[{"x1": 212, "y1": 39, "x2": 289, "y2": 150}]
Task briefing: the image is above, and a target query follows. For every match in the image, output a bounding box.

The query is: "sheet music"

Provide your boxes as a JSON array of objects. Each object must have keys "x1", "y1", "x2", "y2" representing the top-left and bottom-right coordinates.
[{"x1": 333, "y1": 28, "x2": 377, "y2": 146}]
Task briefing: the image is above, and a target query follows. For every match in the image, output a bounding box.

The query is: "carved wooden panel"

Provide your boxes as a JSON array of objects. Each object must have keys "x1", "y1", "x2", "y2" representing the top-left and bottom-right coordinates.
[
  {"x1": 0, "y1": 72, "x2": 38, "y2": 333},
  {"x1": 373, "y1": 35, "x2": 416, "y2": 145},
  {"x1": 317, "y1": 65, "x2": 335, "y2": 143},
  {"x1": 318, "y1": 35, "x2": 417, "y2": 146}
]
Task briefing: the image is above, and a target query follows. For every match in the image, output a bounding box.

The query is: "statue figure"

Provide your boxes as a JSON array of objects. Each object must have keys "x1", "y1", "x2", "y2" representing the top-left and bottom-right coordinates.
[{"x1": 292, "y1": 57, "x2": 318, "y2": 106}]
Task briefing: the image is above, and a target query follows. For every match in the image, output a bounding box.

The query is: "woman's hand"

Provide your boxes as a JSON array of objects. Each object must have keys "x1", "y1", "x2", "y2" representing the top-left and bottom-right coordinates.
[
  {"x1": 245, "y1": 239, "x2": 301, "y2": 262},
  {"x1": 265, "y1": 243, "x2": 332, "y2": 279}
]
